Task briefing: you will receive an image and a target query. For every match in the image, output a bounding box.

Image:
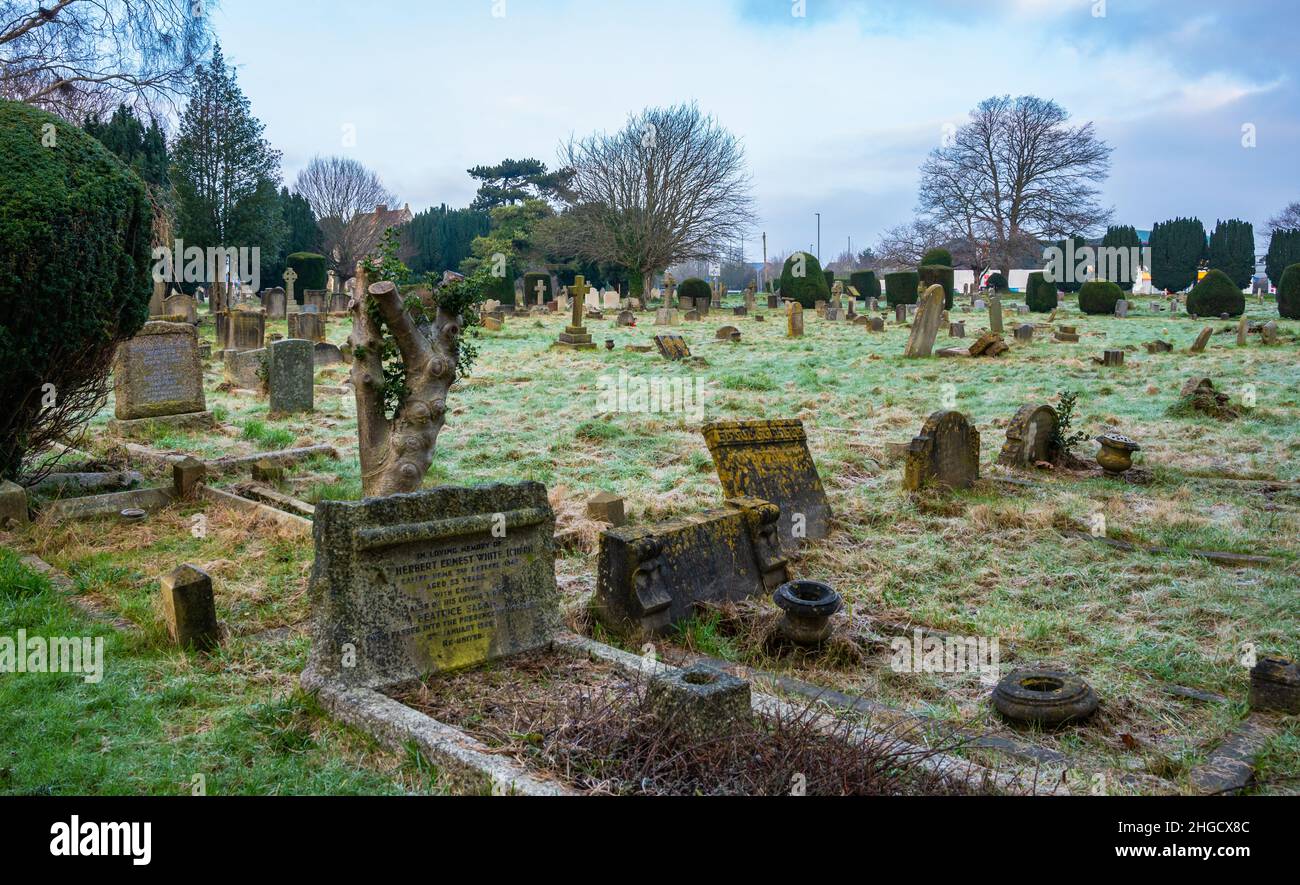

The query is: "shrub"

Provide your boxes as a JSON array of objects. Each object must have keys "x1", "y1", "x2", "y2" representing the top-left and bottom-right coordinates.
[
  {"x1": 849, "y1": 271, "x2": 879, "y2": 301},
  {"x1": 1150, "y1": 217, "x2": 1206, "y2": 293},
  {"x1": 1100, "y1": 225, "x2": 1143, "y2": 291},
  {"x1": 987, "y1": 272, "x2": 1008, "y2": 292},
  {"x1": 920, "y1": 248, "x2": 952, "y2": 267},
  {"x1": 779, "y1": 252, "x2": 831, "y2": 308},
  {"x1": 884, "y1": 271, "x2": 921, "y2": 306},
  {"x1": 1025, "y1": 272, "x2": 1058, "y2": 313},
  {"x1": 1078, "y1": 280, "x2": 1124, "y2": 315},
  {"x1": 522, "y1": 272, "x2": 551, "y2": 306},
  {"x1": 0, "y1": 100, "x2": 151, "y2": 480},
  {"x1": 1265, "y1": 229, "x2": 1300, "y2": 287},
  {"x1": 823, "y1": 270, "x2": 836, "y2": 293},
  {"x1": 1279, "y1": 264, "x2": 1300, "y2": 320},
  {"x1": 1187, "y1": 269, "x2": 1245, "y2": 317},
  {"x1": 918, "y1": 265, "x2": 955, "y2": 309},
  {"x1": 1208, "y1": 219, "x2": 1255, "y2": 291},
  {"x1": 678, "y1": 277, "x2": 712, "y2": 305},
  {"x1": 286, "y1": 252, "x2": 327, "y2": 301}
]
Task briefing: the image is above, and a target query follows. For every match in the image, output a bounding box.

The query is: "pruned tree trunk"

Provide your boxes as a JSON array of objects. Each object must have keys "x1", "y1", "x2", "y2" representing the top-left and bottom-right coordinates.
[{"x1": 349, "y1": 264, "x2": 461, "y2": 498}]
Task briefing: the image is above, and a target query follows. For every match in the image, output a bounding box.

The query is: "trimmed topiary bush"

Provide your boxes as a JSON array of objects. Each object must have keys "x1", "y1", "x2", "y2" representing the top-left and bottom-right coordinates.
[
  {"x1": 1186, "y1": 269, "x2": 1245, "y2": 317},
  {"x1": 1078, "y1": 280, "x2": 1124, "y2": 315},
  {"x1": 987, "y1": 272, "x2": 1008, "y2": 292},
  {"x1": 1025, "y1": 272, "x2": 1058, "y2": 313},
  {"x1": 522, "y1": 271, "x2": 552, "y2": 306},
  {"x1": 678, "y1": 277, "x2": 712, "y2": 305},
  {"x1": 286, "y1": 252, "x2": 327, "y2": 302},
  {"x1": 779, "y1": 252, "x2": 831, "y2": 308},
  {"x1": 920, "y1": 248, "x2": 952, "y2": 267},
  {"x1": 0, "y1": 99, "x2": 151, "y2": 479},
  {"x1": 884, "y1": 271, "x2": 921, "y2": 306},
  {"x1": 850, "y1": 271, "x2": 879, "y2": 301},
  {"x1": 918, "y1": 265, "x2": 955, "y2": 310},
  {"x1": 1278, "y1": 264, "x2": 1300, "y2": 320}
]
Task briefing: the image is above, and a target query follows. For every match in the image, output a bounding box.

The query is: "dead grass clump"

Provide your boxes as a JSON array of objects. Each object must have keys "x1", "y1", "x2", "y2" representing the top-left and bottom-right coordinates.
[{"x1": 547, "y1": 484, "x2": 607, "y2": 554}]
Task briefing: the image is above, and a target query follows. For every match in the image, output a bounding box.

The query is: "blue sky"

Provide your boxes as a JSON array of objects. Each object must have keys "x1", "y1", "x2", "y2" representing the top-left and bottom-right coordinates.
[{"x1": 211, "y1": 0, "x2": 1298, "y2": 259}]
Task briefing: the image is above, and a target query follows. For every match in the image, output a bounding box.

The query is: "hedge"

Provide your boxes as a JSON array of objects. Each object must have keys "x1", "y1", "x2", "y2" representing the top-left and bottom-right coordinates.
[
  {"x1": 286, "y1": 252, "x2": 327, "y2": 302},
  {"x1": 779, "y1": 252, "x2": 831, "y2": 308},
  {"x1": 884, "y1": 271, "x2": 920, "y2": 306},
  {"x1": 1186, "y1": 269, "x2": 1245, "y2": 317},
  {"x1": 850, "y1": 271, "x2": 879, "y2": 301},
  {"x1": 1025, "y1": 272, "x2": 1058, "y2": 313},
  {"x1": 918, "y1": 265, "x2": 955, "y2": 310},
  {"x1": 1278, "y1": 264, "x2": 1300, "y2": 319},
  {"x1": 1078, "y1": 280, "x2": 1124, "y2": 315},
  {"x1": 987, "y1": 272, "x2": 1008, "y2": 292},
  {"x1": 678, "y1": 277, "x2": 712, "y2": 306},
  {"x1": 920, "y1": 248, "x2": 952, "y2": 267}
]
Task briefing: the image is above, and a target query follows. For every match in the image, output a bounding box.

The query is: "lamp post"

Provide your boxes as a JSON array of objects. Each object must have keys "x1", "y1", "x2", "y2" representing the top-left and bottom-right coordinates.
[{"x1": 815, "y1": 213, "x2": 821, "y2": 262}]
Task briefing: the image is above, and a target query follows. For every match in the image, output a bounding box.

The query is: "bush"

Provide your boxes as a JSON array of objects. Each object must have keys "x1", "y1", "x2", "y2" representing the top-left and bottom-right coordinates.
[
  {"x1": 849, "y1": 271, "x2": 879, "y2": 301},
  {"x1": 522, "y1": 272, "x2": 551, "y2": 306},
  {"x1": 1187, "y1": 269, "x2": 1245, "y2": 317},
  {"x1": 678, "y1": 277, "x2": 712, "y2": 305},
  {"x1": 286, "y1": 252, "x2": 327, "y2": 302},
  {"x1": 1025, "y1": 272, "x2": 1058, "y2": 313},
  {"x1": 1265, "y1": 229, "x2": 1300, "y2": 287},
  {"x1": 779, "y1": 252, "x2": 831, "y2": 308},
  {"x1": 920, "y1": 248, "x2": 952, "y2": 267},
  {"x1": 1150, "y1": 217, "x2": 1206, "y2": 293},
  {"x1": 823, "y1": 270, "x2": 836, "y2": 293},
  {"x1": 0, "y1": 100, "x2": 151, "y2": 480},
  {"x1": 1078, "y1": 280, "x2": 1124, "y2": 315},
  {"x1": 884, "y1": 271, "x2": 921, "y2": 306},
  {"x1": 918, "y1": 265, "x2": 955, "y2": 310},
  {"x1": 1278, "y1": 264, "x2": 1300, "y2": 319},
  {"x1": 987, "y1": 272, "x2": 1008, "y2": 292}
]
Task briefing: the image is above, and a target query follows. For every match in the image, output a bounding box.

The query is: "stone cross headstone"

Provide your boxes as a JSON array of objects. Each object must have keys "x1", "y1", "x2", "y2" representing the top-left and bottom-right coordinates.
[
  {"x1": 535, "y1": 278, "x2": 548, "y2": 307},
  {"x1": 702, "y1": 419, "x2": 831, "y2": 550},
  {"x1": 903, "y1": 285, "x2": 946, "y2": 357},
  {"x1": 268, "y1": 338, "x2": 314, "y2": 414},
  {"x1": 903, "y1": 411, "x2": 980, "y2": 492},
  {"x1": 283, "y1": 267, "x2": 298, "y2": 305},
  {"x1": 110, "y1": 321, "x2": 211, "y2": 430},
  {"x1": 556, "y1": 276, "x2": 596, "y2": 350}
]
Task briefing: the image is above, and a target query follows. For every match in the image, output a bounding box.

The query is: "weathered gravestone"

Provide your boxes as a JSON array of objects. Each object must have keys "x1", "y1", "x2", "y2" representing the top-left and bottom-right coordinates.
[
  {"x1": 304, "y1": 290, "x2": 329, "y2": 315},
  {"x1": 654, "y1": 333, "x2": 691, "y2": 361},
  {"x1": 229, "y1": 310, "x2": 266, "y2": 353},
  {"x1": 223, "y1": 348, "x2": 267, "y2": 391},
  {"x1": 304, "y1": 483, "x2": 559, "y2": 690},
  {"x1": 616, "y1": 310, "x2": 636, "y2": 327},
  {"x1": 1014, "y1": 324, "x2": 1034, "y2": 343},
  {"x1": 289, "y1": 312, "x2": 326, "y2": 343},
  {"x1": 1115, "y1": 300, "x2": 1129, "y2": 318},
  {"x1": 996, "y1": 404, "x2": 1060, "y2": 469},
  {"x1": 702, "y1": 419, "x2": 831, "y2": 549},
  {"x1": 594, "y1": 498, "x2": 790, "y2": 639},
  {"x1": 161, "y1": 564, "x2": 219, "y2": 651},
  {"x1": 904, "y1": 285, "x2": 947, "y2": 357},
  {"x1": 1190, "y1": 326, "x2": 1214, "y2": 353},
  {"x1": 263, "y1": 287, "x2": 287, "y2": 319},
  {"x1": 329, "y1": 292, "x2": 349, "y2": 314},
  {"x1": 715, "y1": 325, "x2": 740, "y2": 340},
  {"x1": 903, "y1": 410, "x2": 980, "y2": 492},
  {"x1": 988, "y1": 294, "x2": 1004, "y2": 334},
  {"x1": 655, "y1": 308, "x2": 678, "y2": 326},
  {"x1": 787, "y1": 302, "x2": 804, "y2": 338},
  {"x1": 313, "y1": 342, "x2": 345, "y2": 367},
  {"x1": 163, "y1": 293, "x2": 198, "y2": 324},
  {"x1": 555, "y1": 276, "x2": 597, "y2": 350},
  {"x1": 268, "y1": 338, "x2": 314, "y2": 414},
  {"x1": 110, "y1": 322, "x2": 212, "y2": 434}
]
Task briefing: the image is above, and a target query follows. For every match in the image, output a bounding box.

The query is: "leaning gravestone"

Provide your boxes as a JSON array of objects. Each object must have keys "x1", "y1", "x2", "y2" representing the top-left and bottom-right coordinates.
[
  {"x1": 109, "y1": 322, "x2": 213, "y2": 435},
  {"x1": 268, "y1": 338, "x2": 314, "y2": 414},
  {"x1": 903, "y1": 285, "x2": 946, "y2": 357},
  {"x1": 1189, "y1": 326, "x2": 1214, "y2": 353},
  {"x1": 702, "y1": 419, "x2": 831, "y2": 549},
  {"x1": 223, "y1": 348, "x2": 266, "y2": 392},
  {"x1": 594, "y1": 497, "x2": 790, "y2": 639},
  {"x1": 304, "y1": 483, "x2": 559, "y2": 690},
  {"x1": 654, "y1": 333, "x2": 691, "y2": 361},
  {"x1": 996, "y1": 404, "x2": 1060, "y2": 468},
  {"x1": 903, "y1": 411, "x2": 980, "y2": 492}
]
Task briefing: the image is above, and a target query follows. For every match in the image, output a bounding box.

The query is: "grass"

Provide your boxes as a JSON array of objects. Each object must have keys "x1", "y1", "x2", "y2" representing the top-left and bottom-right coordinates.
[{"x1": 6, "y1": 294, "x2": 1298, "y2": 794}]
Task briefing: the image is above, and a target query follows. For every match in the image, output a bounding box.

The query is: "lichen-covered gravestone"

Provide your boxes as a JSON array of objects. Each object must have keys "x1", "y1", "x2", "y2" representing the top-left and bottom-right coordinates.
[
  {"x1": 268, "y1": 338, "x2": 314, "y2": 414},
  {"x1": 903, "y1": 410, "x2": 980, "y2": 492},
  {"x1": 263, "y1": 287, "x2": 287, "y2": 319},
  {"x1": 304, "y1": 483, "x2": 560, "y2": 690},
  {"x1": 904, "y1": 285, "x2": 947, "y2": 357},
  {"x1": 654, "y1": 333, "x2": 690, "y2": 361},
  {"x1": 996, "y1": 404, "x2": 1059, "y2": 468},
  {"x1": 702, "y1": 419, "x2": 831, "y2": 548},
  {"x1": 109, "y1": 321, "x2": 213, "y2": 435},
  {"x1": 229, "y1": 310, "x2": 266, "y2": 353},
  {"x1": 289, "y1": 312, "x2": 325, "y2": 343},
  {"x1": 787, "y1": 302, "x2": 803, "y2": 338}
]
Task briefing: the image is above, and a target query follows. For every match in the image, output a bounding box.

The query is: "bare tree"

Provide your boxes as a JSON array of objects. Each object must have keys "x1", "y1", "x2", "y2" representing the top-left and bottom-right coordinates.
[
  {"x1": 1268, "y1": 201, "x2": 1300, "y2": 234},
  {"x1": 0, "y1": 1, "x2": 211, "y2": 117},
  {"x1": 918, "y1": 95, "x2": 1113, "y2": 272},
  {"x1": 294, "y1": 155, "x2": 397, "y2": 276},
  {"x1": 872, "y1": 219, "x2": 947, "y2": 270},
  {"x1": 552, "y1": 103, "x2": 754, "y2": 297}
]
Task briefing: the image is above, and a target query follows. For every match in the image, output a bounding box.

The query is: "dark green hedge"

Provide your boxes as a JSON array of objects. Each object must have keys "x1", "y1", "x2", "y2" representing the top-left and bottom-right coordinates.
[
  {"x1": 920, "y1": 248, "x2": 952, "y2": 267},
  {"x1": 919, "y1": 265, "x2": 955, "y2": 310},
  {"x1": 1187, "y1": 269, "x2": 1245, "y2": 317},
  {"x1": 850, "y1": 271, "x2": 879, "y2": 301},
  {"x1": 987, "y1": 272, "x2": 1008, "y2": 292},
  {"x1": 0, "y1": 99, "x2": 151, "y2": 478},
  {"x1": 884, "y1": 271, "x2": 920, "y2": 306},
  {"x1": 823, "y1": 270, "x2": 836, "y2": 293},
  {"x1": 286, "y1": 252, "x2": 327, "y2": 302},
  {"x1": 1078, "y1": 280, "x2": 1124, "y2": 315},
  {"x1": 1025, "y1": 272, "x2": 1058, "y2": 313},
  {"x1": 1278, "y1": 264, "x2": 1300, "y2": 319},
  {"x1": 678, "y1": 277, "x2": 711, "y2": 305},
  {"x1": 779, "y1": 252, "x2": 830, "y2": 308}
]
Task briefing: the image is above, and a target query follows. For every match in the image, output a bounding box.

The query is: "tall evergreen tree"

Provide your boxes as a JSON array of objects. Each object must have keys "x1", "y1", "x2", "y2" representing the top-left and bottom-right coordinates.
[
  {"x1": 1207, "y1": 219, "x2": 1255, "y2": 290},
  {"x1": 1100, "y1": 225, "x2": 1143, "y2": 291},
  {"x1": 401, "y1": 204, "x2": 491, "y2": 277},
  {"x1": 171, "y1": 44, "x2": 284, "y2": 295},
  {"x1": 1149, "y1": 217, "x2": 1206, "y2": 293},
  {"x1": 1264, "y1": 228, "x2": 1300, "y2": 287},
  {"x1": 83, "y1": 104, "x2": 171, "y2": 188}
]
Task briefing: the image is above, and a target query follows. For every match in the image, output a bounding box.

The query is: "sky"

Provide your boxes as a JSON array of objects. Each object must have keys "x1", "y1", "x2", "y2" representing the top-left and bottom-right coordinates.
[{"x1": 211, "y1": 0, "x2": 1299, "y2": 260}]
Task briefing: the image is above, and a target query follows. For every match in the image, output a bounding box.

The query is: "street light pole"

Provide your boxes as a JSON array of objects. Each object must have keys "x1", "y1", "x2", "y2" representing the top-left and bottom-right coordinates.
[{"x1": 815, "y1": 213, "x2": 821, "y2": 262}]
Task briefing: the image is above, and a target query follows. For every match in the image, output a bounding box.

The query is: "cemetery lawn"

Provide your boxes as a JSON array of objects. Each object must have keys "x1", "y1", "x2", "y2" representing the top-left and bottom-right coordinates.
[{"x1": 3, "y1": 299, "x2": 1297, "y2": 795}]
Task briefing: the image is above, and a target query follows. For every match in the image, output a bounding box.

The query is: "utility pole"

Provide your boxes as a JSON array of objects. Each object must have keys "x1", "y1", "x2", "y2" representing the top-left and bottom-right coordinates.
[
  {"x1": 761, "y1": 232, "x2": 767, "y2": 293},
  {"x1": 815, "y1": 213, "x2": 821, "y2": 262}
]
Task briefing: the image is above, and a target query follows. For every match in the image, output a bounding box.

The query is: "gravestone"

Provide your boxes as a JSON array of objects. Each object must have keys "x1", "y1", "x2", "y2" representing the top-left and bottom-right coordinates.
[
  {"x1": 161, "y1": 564, "x2": 219, "y2": 651},
  {"x1": 903, "y1": 410, "x2": 980, "y2": 492},
  {"x1": 329, "y1": 292, "x2": 349, "y2": 314},
  {"x1": 996, "y1": 404, "x2": 1059, "y2": 468},
  {"x1": 268, "y1": 338, "x2": 314, "y2": 414},
  {"x1": 949, "y1": 322, "x2": 965, "y2": 338},
  {"x1": 1145, "y1": 340, "x2": 1173, "y2": 354},
  {"x1": 314, "y1": 342, "x2": 344, "y2": 367},
  {"x1": 304, "y1": 290, "x2": 329, "y2": 314},
  {"x1": 767, "y1": 294, "x2": 779, "y2": 309},
  {"x1": 679, "y1": 295, "x2": 695, "y2": 313},
  {"x1": 289, "y1": 312, "x2": 326, "y2": 343},
  {"x1": 110, "y1": 322, "x2": 211, "y2": 432},
  {"x1": 988, "y1": 294, "x2": 1004, "y2": 334},
  {"x1": 903, "y1": 285, "x2": 946, "y2": 357},
  {"x1": 283, "y1": 267, "x2": 298, "y2": 306},
  {"x1": 263, "y1": 287, "x2": 287, "y2": 319},
  {"x1": 702, "y1": 419, "x2": 830, "y2": 549},
  {"x1": 230, "y1": 310, "x2": 267, "y2": 353},
  {"x1": 895, "y1": 303, "x2": 908, "y2": 324},
  {"x1": 602, "y1": 290, "x2": 621, "y2": 310},
  {"x1": 586, "y1": 492, "x2": 625, "y2": 527},
  {"x1": 1261, "y1": 321, "x2": 1279, "y2": 345},
  {"x1": 787, "y1": 302, "x2": 804, "y2": 338},
  {"x1": 616, "y1": 310, "x2": 636, "y2": 327},
  {"x1": 223, "y1": 348, "x2": 267, "y2": 391},
  {"x1": 555, "y1": 276, "x2": 597, "y2": 350},
  {"x1": 1190, "y1": 326, "x2": 1214, "y2": 353},
  {"x1": 594, "y1": 498, "x2": 790, "y2": 639},
  {"x1": 304, "y1": 482, "x2": 559, "y2": 689},
  {"x1": 1014, "y1": 324, "x2": 1034, "y2": 343},
  {"x1": 163, "y1": 293, "x2": 198, "y2": 324},
  {"x1": 1115, "y1": 300, "x2": 1129, "y2": 318},
  {"x1": 0, "y1": 481, "x2": 29, "y2": 528},
  {"x1": 1237, "y1": 315, "x2": 1249, "y2": 346},
  {"x1": 869, "y1": 316, "x2": 885, "y2": 332},
  {"x1": 655, "y1": 308, "x2": 678, "y2": 326},
  {"x1": 715, "y1": 325, "x2": 740, "y2": 340},
  {"x1": 654, "y1": 333, "x2": 691, "y2": 361},
  {"x1": 683, "y1": 310, "x2": 700, "y2": 322}
]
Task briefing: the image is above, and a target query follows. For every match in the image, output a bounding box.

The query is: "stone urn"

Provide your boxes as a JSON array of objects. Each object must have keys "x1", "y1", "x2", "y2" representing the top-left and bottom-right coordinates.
[
  {"x1": 773, "y1": 580, "x2": 842, "y2": 646},
  {"x1": 1095, "y1": 432, "x2": 1140, "y2": 477}
]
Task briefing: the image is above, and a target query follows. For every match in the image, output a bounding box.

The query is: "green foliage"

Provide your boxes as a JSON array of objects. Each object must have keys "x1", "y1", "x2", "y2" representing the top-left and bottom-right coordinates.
[
  {"x1": 1265, "y1": 229, "x2": 1300, "y2": 287},
  {"x1": 884, "y1": 271, "x2": 920, "y2": 306},
  {"x1": 1024, "y1": 272, "x2": 1058, "y2": 313},
  {"x1": 1187, "y1": 269, "x2": 1245, "y2": 317},
  {"x1": 850, "y1": 271, "x2": 879, "y2": 300},
  {"x1": 779, "y1": 252, "x2": 831, "y2": 308},
  {"x1": 1207, "y1": 219, "x2": 1255, "y2": 290},
  {"x1": 1049, "y1": 235, "x2": 1087, "y2": 293},
  {"x1": 269, "y1": 188, "x2": 321, "y2": 287},
  {"x1": 402, "y1": 204, "x2": 491, "y2": 279},
  {"x1": 522, "y1": 272, "x2": 552, "y2": 305},
  {"x1": 1278, "y1": 264, "x2": 1300, "y2": 320},
  {"x1": 1100, "y1": 225, "x2": 1143, "y2": 291},
  {"x1": 986, "y1": 272, "x2": 1008, "y2": 292},
  {"x1": 0, "y1": 99, "x2": 151, "y2": 479},
  {"x1": 461, "y1": 198, "x2": 553, "y2": 304},
  {"x1": 1149, "y1": 217, "x2": 1206, "y2": 293},
  {"x1": 823, "y1": 270, "x2": 836, "y2": 293},
  {"x1": 82, "y1": 103, "x2": 170, "y2": 188},
  {"x1": 920, "y1": 248, "x2": 952, "y2": 267},
  {"x1": 467, "y1": 158, "x2": 571, "y2": 210},
  {"x1": 678, "y1": 277, "x2": 712, "y2": 304},
  {"x1": 1052, "y1": 391, "x2": 1090, "y2": 457},
  {"x1": 1078, "y1": 280, "x2": 1124, "y2": 315},
  {"x1": 918, "y1": 265, "x2": 955, "y2": 309},
  {"x1": 285, "y1": 253, "x2": 327, "y2": 299}
]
